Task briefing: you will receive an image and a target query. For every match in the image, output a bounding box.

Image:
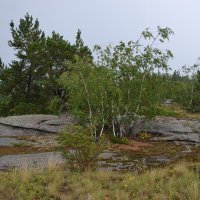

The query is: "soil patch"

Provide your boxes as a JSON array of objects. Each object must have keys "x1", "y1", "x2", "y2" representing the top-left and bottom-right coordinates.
[
  {"x1": 0, "y1": 146, "x2": 53, "y2": 156},
  {"x1": 111, "y1": 140, "x2": 151, "y2": 151}
]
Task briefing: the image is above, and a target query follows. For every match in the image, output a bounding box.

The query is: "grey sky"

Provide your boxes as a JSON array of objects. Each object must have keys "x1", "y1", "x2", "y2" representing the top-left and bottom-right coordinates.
[{"x1": 0, "y1": 0, "x2": 200, "y2": 70}]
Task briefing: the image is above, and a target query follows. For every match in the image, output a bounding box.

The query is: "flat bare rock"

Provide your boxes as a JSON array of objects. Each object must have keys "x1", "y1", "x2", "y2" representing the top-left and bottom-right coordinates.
[
  {"x1": 0, "y1": 152, "x2": 63, "y2": 170},
  {"x1": 0, "y1": 137, "x2": 34, "y2": 147},
  {"x1": 0, "y1": 114, "x2": 77, "y2": 134}
]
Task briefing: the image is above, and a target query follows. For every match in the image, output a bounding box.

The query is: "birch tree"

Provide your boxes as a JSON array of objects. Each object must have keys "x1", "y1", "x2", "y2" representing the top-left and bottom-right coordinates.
[{"x1": 60, "y1": 27, "x2": 174, "y2": 138}]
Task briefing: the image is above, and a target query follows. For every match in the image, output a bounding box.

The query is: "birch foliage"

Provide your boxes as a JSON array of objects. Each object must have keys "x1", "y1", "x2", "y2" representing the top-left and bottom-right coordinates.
[{"x1": 60, "y1": 27, "x2": 174, "y2": 138}]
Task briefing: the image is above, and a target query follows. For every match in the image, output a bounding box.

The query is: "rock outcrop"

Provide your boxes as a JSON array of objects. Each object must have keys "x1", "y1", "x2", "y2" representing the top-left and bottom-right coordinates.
[
  {"x1": 0, "y1": 114, "x2": 77, "y2": 134},
  {"x1": 0, "y1": 115, "x2": 199, "y2": 142},
  {"x1": 132, "y1": 117, "x2": 200, "y2": 143}
]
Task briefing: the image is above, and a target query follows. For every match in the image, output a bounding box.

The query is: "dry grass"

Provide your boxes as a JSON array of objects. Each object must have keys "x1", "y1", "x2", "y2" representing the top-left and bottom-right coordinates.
[{"x1": 1, "y1": 160, "x2": 200, "y2": 200}]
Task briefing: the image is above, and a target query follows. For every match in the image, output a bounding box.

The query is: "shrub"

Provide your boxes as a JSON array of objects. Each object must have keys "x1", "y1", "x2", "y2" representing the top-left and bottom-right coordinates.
[
  {"x1": 58, "y1": 125, "x2": 106, "y2": 171},
  {"x1": 139, "y1": 131, "x2": 152, "y2": 140},
  {"x1": 11, "y1": 102, "x2": 43, "y2": 115}
]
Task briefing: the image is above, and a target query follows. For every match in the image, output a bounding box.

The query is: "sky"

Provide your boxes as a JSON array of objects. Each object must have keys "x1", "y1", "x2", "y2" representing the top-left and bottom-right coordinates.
[{"x1": 0, "y1": 0, "x2": 200, "y2": 71}]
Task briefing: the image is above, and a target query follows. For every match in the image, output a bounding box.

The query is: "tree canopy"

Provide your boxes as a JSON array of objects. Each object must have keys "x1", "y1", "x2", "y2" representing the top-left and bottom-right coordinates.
[
  {"x1": 0, "y1": 13, "x2": 92, "y2": 115},
  {"x1": 60, "y1": 27, "x2": 174, "y2": 138},
  {"x1": 0, "y1": 13, "x2": 200, "y2": 138}
]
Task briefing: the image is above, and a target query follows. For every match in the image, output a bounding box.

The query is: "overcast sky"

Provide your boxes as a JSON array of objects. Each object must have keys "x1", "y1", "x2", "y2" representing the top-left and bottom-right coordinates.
[{"x1": 0, "y1": 0, "x2": 200, "y2": 70}]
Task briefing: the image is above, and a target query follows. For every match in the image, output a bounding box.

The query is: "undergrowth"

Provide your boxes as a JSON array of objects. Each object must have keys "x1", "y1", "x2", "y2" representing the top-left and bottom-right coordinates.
[{"x1": 1, "y1": 162, "x2": 200, "y2": 200}]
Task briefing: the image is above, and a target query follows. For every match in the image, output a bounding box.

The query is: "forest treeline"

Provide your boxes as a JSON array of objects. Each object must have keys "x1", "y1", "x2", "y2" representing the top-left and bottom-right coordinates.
[{"x1": 0, "y1": 13, "x2": 200, "y2": 137}]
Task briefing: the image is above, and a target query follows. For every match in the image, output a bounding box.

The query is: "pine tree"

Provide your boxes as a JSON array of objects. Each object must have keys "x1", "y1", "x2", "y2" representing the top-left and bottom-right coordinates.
[
  {"x1": 75, "y1": 29, "x2": 93, "y2": 60},
  {"x1": 7, "y1": 13, "x2": 46, "y2": 113}
]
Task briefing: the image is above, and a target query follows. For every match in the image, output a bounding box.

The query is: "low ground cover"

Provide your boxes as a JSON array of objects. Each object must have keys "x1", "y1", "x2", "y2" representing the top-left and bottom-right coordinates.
[{"x1": 1, "y1": 162, "x2": 200, "y2": 200}]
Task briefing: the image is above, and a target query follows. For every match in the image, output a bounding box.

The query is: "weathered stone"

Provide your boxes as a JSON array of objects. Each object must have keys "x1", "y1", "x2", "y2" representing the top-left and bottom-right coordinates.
[
  {"x1": 132, "y1": 117, "x2": 200, "y2": 143},
  {"x1": 0, "y1": 152, "x2": 63, "y2": 170},
  {"x1": 0, "y1": 138, "x2": 33, "y2": 147},
  {"x1": 0, "y1": 114, "x2": 58, "y2": 127},
  {"x1": 0, "y1": 124, "x2": 38, "y2": 137},
  {"x1": 0, "y1": 114, "x2": 77, "y2": 134}
]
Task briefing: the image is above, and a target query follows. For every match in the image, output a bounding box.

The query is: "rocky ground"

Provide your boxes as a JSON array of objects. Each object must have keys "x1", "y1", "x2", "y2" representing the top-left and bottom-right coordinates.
[
  {"x1": 0, "y1": 114, "x2": 200, "y2": 171},
  {"x1": 0, "y1": 115, "x2": 70, "y2": 170}
]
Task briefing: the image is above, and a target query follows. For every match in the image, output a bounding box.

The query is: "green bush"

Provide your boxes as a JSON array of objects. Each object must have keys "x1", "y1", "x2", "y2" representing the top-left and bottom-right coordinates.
[
  {"x1": 11, "y1": 102, "x2": 43, "y2": 115},
  {"x1": 58, "y1": 125, "x2": 106, "y2": 171}
]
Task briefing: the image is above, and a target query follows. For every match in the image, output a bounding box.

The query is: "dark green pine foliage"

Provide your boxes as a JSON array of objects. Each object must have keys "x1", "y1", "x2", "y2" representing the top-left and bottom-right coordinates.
[
  {"x1": 74, "y1": 29, "x2": 93, "y2": 61},
  {"x1": 0, "y1": 59, "x2": 12, "y2": 116},
  {"x1": 191, "y1": 70, "x2": 200, "y2": 112},
  {"x1": 45, "y1": 30, "x2": 93, "y2": 113},
  {"x1": 0, "y1": 14, "x2": 93, "y2": 116},
  {"x1": 43, "y1": 31, "x2": 76, "y2": 113},
  {"x1": 8, "y1": 13, "x2": 46, "y2": 114}
]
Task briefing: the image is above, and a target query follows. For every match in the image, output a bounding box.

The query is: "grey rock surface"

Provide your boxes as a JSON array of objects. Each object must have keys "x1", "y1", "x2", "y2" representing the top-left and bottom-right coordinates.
[
  {"x1": 0, "y1": 152, "x2": 63, "y2": 170},
  {"x1": 0, "y1": 137, "x2": 33, "y2": 147},
  {"x1": 0, "y1": 115, "x2": 199, "y2": 142},
  {"x1": 0, "y1": 124, "x2": 39, "y2": 137},
  {"x1": 132, "y1": 117, "x2": 200, "y2": 143},
  {"x1": 0, "y1": 114, "x2": 77, "y2": 133}
]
